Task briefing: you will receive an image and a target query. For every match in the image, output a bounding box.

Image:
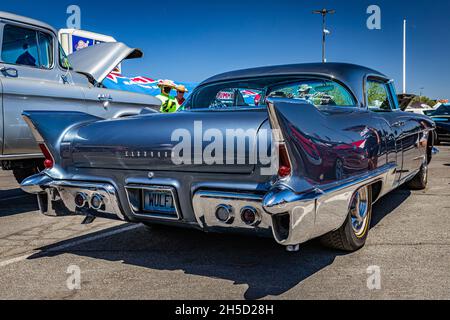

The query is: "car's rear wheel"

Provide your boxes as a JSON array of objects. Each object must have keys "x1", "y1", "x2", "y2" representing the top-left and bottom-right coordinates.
[{"x1": 320, "y1": 185, "x2": 373, "y2": 252}]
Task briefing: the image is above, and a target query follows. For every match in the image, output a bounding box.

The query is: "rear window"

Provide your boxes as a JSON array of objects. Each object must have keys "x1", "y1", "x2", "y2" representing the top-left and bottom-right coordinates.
[
  {"x1": 268, "y1": 80, "x2": 355, "y2": 107},
  {"x1": 184, "y1": 77, "x2": 355, "y2": 110},
  {"x1": 212, "y1": 88, "x2": 263, "y2": 109}
]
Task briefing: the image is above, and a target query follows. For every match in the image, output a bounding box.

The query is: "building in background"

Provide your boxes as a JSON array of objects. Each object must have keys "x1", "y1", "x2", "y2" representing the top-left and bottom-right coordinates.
[{"x1": 59, "y1": 29, "x2": 122, "y2": 72}]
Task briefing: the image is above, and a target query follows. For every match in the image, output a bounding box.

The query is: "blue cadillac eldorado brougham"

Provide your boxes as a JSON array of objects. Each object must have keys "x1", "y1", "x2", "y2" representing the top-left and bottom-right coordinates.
[{"x1": 21, "y1": 63, "x2": 437, "y2": 252}]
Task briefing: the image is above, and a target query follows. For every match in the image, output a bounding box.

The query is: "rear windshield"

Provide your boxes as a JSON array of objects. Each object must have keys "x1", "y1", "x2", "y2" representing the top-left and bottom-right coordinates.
[{"x1": 184, "y1": 77, "x2": 356, "y2": 110}]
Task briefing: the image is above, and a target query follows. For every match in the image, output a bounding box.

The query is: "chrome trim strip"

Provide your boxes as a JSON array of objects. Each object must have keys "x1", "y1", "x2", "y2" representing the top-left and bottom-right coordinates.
[
  {"x1": 124, "y1": 185, "x2": 182, "y2": 221},
  {"x1": 22, "y1": 115, "x2": 45, "y2": 143},
  {"x1": 0, "y1": 153, "x2": 43, "y2": 160}
]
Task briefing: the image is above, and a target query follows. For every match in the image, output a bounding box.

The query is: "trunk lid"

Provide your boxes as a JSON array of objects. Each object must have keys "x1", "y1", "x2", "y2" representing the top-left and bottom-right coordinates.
[{"x1": 68, "y1": 110, "x2": 269, "y2": 174}]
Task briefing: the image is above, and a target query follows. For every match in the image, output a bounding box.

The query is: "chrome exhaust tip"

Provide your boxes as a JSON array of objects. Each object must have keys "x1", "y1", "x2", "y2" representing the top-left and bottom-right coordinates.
[
  {"x1": 90, "y1": 194, "x2": 104, "y2": 210},
  {"x1": 240, "y1": 207, "x2": 261, "y2": 226},
  {"x1": 74, "y1": 193, "x2": 88, "y2": 208},
  {"x1": 215, "y1": 205, "x2": 235, "y2": 224}
]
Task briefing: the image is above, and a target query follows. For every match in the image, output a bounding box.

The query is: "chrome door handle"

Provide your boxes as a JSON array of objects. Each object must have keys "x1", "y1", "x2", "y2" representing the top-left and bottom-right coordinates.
[
  {"x1": 0, "y1": 67, "x2": 18, "y2": 78},
  {"x1": 98, "y1": 94, "x2": 113, "y2": 102}
]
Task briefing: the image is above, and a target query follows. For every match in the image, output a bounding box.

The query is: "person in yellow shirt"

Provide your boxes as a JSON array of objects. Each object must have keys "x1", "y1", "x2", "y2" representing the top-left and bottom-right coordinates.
[{"x1": 156, "y1": 80, "x2": 179, "y2": 113}]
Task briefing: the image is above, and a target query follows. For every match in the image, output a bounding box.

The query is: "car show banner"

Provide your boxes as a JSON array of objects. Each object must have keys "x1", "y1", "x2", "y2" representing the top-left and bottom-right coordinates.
[{"x1": 103, "y1": 72, "x2": 197, "y2": 98}]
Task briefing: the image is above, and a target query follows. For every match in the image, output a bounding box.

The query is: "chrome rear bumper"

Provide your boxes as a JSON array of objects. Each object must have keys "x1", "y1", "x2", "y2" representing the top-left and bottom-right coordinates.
[{"x1": 21, "y1": 163, "x2": 397, "y2": 247}]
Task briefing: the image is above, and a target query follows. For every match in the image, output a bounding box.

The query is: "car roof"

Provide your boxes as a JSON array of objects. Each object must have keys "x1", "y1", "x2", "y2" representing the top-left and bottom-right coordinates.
[
  {"x1": 202, "y1": 63, "x2": 386, "y2": 84},
  {"x1": 0, "y1": 11, "x2": 57, "y2": 35},
  {"x1": 200, "y1": 62, "x2": 389, "y2": 106}
]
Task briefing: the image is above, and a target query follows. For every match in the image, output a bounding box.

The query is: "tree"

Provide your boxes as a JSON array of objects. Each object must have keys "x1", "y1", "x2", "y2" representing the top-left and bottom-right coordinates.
[{"x1": 411, "y1": 95, "x2": 436, "y2": 107}]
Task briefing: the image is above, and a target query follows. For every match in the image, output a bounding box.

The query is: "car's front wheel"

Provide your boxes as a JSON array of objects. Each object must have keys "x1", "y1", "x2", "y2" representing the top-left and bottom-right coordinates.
[
  {"x1": 320, "y1": 185, "x2": 373, "y2": 252},
  {"x1": 406, "y1": 162, "x2": 428, "y2": 190}
]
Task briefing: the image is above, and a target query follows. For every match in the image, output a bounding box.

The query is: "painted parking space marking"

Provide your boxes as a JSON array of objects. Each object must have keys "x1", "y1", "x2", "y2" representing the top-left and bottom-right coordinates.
[{"x1": 0, "y1": 223, "x2": 141, "y2": 268}]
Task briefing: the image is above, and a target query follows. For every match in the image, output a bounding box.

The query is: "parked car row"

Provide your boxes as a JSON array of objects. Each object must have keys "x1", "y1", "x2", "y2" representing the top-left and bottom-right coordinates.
[{"x1": 425, "y1": 104, "x2": 450, "y2": 144}]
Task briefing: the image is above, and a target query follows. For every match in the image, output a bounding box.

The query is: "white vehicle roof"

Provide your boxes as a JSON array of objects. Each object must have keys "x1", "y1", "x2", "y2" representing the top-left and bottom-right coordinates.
[{"x1": 58, "y1": 29, "x2": 116, "y2": 42}]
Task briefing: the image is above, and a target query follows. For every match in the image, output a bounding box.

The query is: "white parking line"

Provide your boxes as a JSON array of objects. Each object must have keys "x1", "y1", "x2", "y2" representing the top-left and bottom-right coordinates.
[
  {"x1": 0, "y1": 254, "x2": 33, "y2": 268},
  {"x1": 0, "y1": 223, "x2": 141, "y2": 268},
  {"x1": 47, "y1": 224, "x2": 141, "y2": 252}
]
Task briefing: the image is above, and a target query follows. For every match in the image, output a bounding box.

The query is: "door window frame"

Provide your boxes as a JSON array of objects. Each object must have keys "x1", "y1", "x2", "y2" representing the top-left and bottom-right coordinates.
[
  {"x1": 0, "y1": 22, "x2": 56, "y2": 70},
  {"x1": 364, "y1": 76, "x2": 398, "y2": 112}
]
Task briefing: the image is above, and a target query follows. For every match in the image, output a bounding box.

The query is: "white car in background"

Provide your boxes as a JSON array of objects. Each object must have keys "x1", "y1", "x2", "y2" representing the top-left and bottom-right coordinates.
[{"x1": 405, "y1": 103, "x2": 435, "y2": 115}]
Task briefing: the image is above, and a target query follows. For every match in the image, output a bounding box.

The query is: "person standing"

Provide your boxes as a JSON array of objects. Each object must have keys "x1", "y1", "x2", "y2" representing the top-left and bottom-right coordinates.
[
  {"x1": 156, "y1": 80, "x2": 179, "y2": 113},
  {"x1": 175, "y1": 85, "x2": 189, "y2": 107}
]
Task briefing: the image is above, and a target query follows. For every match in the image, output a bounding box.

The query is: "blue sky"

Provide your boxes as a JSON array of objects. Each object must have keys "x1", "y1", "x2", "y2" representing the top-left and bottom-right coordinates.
[{"x1": 1, "y1": 0, "x2": 449, "y2": 98}]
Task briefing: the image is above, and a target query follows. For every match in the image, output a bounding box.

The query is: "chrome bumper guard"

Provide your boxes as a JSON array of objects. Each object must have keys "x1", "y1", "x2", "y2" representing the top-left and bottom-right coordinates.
[{"x1": 21, "y1": 173, "x2": 125, "y2": 220}]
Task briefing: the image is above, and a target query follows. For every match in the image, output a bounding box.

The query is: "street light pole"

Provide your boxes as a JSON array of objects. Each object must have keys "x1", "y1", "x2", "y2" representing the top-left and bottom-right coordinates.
[
  {"x1": 403, "y1": 19, "x2": 407, "y2": 94},
  {"x1": 313, "y1": 8, "x2": 335, "y2": 63}
]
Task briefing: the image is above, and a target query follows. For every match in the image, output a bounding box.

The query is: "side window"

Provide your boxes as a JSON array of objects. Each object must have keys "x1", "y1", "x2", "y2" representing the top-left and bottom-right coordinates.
[
  {"x1": 367, "y1": 80, "x2": 393, "y2": 111},
  {"x1": 1, "y1": 24, "x2": 53, "y2": 69},
  {"x1": 268, "y1": 80, "x2": 355, "y2": 107}
]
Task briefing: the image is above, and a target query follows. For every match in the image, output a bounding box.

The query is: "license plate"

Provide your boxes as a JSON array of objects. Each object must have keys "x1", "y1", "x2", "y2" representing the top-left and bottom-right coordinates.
[{"x1": 143, "y1": 189, "x2": 176, "y2": 215}]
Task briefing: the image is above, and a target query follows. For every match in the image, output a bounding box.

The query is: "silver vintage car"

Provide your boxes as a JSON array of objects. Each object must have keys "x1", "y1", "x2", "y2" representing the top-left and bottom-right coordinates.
[
  {"x1": 0, "y1": 12, "x2": 160, "y2": 182},
  {"x1": 21, "y1": 63, "x2": 437, "y2": 252}
]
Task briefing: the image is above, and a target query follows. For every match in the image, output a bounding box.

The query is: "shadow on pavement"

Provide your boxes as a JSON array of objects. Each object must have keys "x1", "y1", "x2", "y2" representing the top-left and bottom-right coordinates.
[
  {"x1": 0, "y1": 188, "x2": 38, "y2": 217},
  {"x1": 371, "y1": 189, "x2": 411, "y2": 228},
  {"x1": 27, "y1": 190, "x2": 410, "y2": 299}
]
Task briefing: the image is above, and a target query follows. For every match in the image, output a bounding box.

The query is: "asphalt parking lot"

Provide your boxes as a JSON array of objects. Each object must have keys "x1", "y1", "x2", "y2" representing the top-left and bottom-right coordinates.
[{"x1": 0, "y1": 146, "x2": 449, "y2": 300}]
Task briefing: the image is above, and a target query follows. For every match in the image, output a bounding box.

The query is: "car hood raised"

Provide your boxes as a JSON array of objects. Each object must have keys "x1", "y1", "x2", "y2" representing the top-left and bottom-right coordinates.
[{"x1": 68, "y1": 42, "x2": 143, "y2": 84}]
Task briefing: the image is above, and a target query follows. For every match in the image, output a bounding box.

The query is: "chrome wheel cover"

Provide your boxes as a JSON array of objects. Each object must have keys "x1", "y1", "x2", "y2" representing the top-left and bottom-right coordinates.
[{"x1": 350, "y1": 187, "x2": 370, "y2": 238}]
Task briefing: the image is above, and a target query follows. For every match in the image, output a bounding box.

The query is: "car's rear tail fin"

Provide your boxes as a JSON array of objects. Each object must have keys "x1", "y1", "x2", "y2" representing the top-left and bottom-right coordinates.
[
  {"x1": 22, "y1": 111, "x2": 102, "y2": 160},
  {"x1": 266, "y1": 98, "x2": 324, "y2": 183}
]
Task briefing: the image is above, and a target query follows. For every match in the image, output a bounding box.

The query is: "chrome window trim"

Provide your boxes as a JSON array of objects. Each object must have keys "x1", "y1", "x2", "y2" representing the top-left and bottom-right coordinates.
[{"x1": 0, "y1": 22, "x2": 56, "y2": 70}]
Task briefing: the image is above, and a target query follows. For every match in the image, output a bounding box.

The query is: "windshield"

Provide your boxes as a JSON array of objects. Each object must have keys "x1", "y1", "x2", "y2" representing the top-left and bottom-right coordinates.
[
  {"x1": 183, "y1": 76, "x2": 356, "y2": 110},
  {"x1": 433, "y1": 105, "x2": 450, "y2": 115}
]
